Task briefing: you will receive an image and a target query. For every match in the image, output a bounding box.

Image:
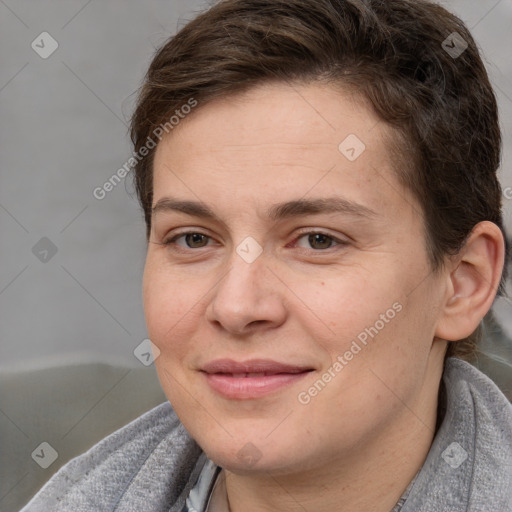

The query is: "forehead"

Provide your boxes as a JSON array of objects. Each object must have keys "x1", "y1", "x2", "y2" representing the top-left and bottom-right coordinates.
[
  {"x1": 156, "y1": 82, "x2": 384, "y2": 160},
  {"x1": 152, "y1": 82, "x2": 418, "y2": 222}
]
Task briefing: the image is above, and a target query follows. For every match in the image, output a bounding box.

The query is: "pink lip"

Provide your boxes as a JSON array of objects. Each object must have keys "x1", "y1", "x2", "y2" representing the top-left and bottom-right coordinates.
[{"x1": 201, "y1": 359, "x2": 314, "y2": 399}]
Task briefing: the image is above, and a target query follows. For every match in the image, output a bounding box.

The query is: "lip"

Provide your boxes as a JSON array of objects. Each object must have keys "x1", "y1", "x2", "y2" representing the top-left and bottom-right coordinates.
[{"x1": 201, "y1": 358, "x2": 314, "y2": 400}]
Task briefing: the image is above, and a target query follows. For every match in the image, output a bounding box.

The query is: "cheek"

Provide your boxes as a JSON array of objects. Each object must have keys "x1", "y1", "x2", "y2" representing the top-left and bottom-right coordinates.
[
  {"x1": 290, "y1": 265, "x2": 428, "y2": 399},
  {"x1": 305, "y1": 277, "x2": 437, "y2": 413},
  {"x1": 143, "y1": 267, "x2": 208, "y2": 411},
  {"x1": 143, "y1": 263, "x2": 205, "y2": 355},
  {"x1": 290, "y1": 269, "x2": 403, "y2": 343}
]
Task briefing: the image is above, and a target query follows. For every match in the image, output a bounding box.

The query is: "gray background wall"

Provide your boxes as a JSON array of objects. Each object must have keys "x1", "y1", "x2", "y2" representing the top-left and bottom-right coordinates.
[
  {"x1": 0, "y1": 0, "x2": 209, "y2": 372},
  {"x1": 1, "y1": 0, "x2": 512, "y2": 373}
]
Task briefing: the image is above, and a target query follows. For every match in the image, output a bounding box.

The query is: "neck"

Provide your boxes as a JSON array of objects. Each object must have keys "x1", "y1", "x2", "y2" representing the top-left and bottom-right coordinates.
[{"x1": 223, "y1": 347, "x2": 446, "y2": 512}]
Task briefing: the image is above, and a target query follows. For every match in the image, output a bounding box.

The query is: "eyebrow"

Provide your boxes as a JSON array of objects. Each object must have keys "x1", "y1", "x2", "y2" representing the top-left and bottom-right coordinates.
[{"x1": 151, "y1": 196, "x2": 378, "y2": 222}]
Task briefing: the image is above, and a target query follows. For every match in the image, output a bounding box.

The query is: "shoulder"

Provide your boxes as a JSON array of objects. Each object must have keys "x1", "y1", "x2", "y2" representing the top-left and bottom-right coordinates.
[
  {"x1": 444, "y1": 356, "x2": 512, "y2": 429},
  {"x1": 444, "y1": 357, "x2": 512, "y2": 478},
  {"x1": 21, "y1": 401, "x2": 203, "y2": 512},
  {"x1": 403, "y1": 357, "x2": 512, "y2": 511}
]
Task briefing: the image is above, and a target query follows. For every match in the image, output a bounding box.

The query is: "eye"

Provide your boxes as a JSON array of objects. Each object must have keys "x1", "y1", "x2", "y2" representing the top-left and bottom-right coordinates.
[
  {"x1": 160, "y1": 230, "x2": 347, "y2": 253},
  {"x1": 164, "y1": 231, "x2": 213, "y2": 249},
  {"x1": 294, "y1": 231, "x2": 347, "y2": 250}
]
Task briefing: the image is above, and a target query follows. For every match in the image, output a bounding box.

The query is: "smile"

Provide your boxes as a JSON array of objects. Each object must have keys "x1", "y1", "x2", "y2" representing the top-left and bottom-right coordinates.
[{"x1": 200, "y1": 359, "x2": 314, "y2": 399}]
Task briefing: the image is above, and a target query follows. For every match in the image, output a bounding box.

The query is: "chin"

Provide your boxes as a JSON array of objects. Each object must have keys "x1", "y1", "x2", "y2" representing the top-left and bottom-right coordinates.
[
  {"x1": 191, "y1": 425, "x2": 305, "y2": 475},
  {"x1": 205, "y1": 446, "x2": 291, "y2": 475}
]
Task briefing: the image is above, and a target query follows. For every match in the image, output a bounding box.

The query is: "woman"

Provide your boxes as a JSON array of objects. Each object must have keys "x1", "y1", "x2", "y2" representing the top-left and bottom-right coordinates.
[{"x1": 22, "y1": 0, "x2": 512, "y2": 510}]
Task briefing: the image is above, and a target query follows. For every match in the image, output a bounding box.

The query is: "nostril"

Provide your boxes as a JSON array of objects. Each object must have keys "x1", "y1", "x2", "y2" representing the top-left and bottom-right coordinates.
[{"x1": 248, "y1": 320, "x2": 266, "y2": 327}]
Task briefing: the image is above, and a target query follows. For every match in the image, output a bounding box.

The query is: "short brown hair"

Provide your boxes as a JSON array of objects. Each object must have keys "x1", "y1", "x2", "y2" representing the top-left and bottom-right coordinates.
[{"x1": 130, "y1": 0, "x2": 509, "y2": 360}]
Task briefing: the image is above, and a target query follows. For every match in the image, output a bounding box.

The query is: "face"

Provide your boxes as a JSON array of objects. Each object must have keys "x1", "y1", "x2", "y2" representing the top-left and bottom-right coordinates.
[{"x1": 143, "y1": 82, "x2": 448, "y2": 476}]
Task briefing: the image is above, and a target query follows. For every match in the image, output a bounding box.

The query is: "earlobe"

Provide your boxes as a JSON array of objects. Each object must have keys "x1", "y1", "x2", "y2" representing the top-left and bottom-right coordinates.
[{"x1": 435, "y1": 221, "x2": 505, "y2": 341}]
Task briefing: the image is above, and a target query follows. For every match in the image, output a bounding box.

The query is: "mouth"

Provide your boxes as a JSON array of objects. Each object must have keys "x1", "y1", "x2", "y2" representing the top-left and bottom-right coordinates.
[{"x1": 201, "y1": 359, "x2": 314, "y2": 399}]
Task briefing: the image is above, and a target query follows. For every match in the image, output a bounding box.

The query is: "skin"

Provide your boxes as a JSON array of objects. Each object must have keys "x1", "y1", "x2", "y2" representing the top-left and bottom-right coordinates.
[{"x1": 143, "y1": 81, "x2": 504, "y2": 512}]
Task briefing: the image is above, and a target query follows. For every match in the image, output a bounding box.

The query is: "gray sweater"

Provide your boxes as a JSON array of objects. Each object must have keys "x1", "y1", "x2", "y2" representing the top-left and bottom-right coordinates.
[{"x1": 20, "y1": 358, "x2": 512, "y2": 511}]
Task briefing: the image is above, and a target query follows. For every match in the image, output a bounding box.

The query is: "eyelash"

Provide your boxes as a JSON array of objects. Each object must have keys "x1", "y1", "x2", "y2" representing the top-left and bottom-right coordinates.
[{"x1": 161, "y1": 230, "x2": 348, "y2": 252}]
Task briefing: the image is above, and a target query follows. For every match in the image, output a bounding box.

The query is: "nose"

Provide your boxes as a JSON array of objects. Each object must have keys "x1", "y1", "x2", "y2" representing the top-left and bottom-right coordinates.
[{"x1": 205, "y1": 249, "x2": 288, "y2": 336}]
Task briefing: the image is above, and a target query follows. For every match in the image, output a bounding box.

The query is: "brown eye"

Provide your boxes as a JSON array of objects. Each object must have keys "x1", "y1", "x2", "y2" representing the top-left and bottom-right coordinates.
[
  {"x1": 294, "y1": 232, "x2": 345, "y2": 251},
  {"x1": 307, "y1": 233, "x2": 334, "y2": 250},
  {"x1": 184, "y1": 233, "x2": 209, "y2": 248},
  {"x1": 163, "y1": 231, "x2": 213, "y2": 249}
]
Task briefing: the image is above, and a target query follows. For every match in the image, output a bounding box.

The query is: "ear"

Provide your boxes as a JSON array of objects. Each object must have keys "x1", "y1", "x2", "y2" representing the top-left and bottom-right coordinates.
[{"x1": 435, "y1": 221, "x2": 505, "y2": 341}]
